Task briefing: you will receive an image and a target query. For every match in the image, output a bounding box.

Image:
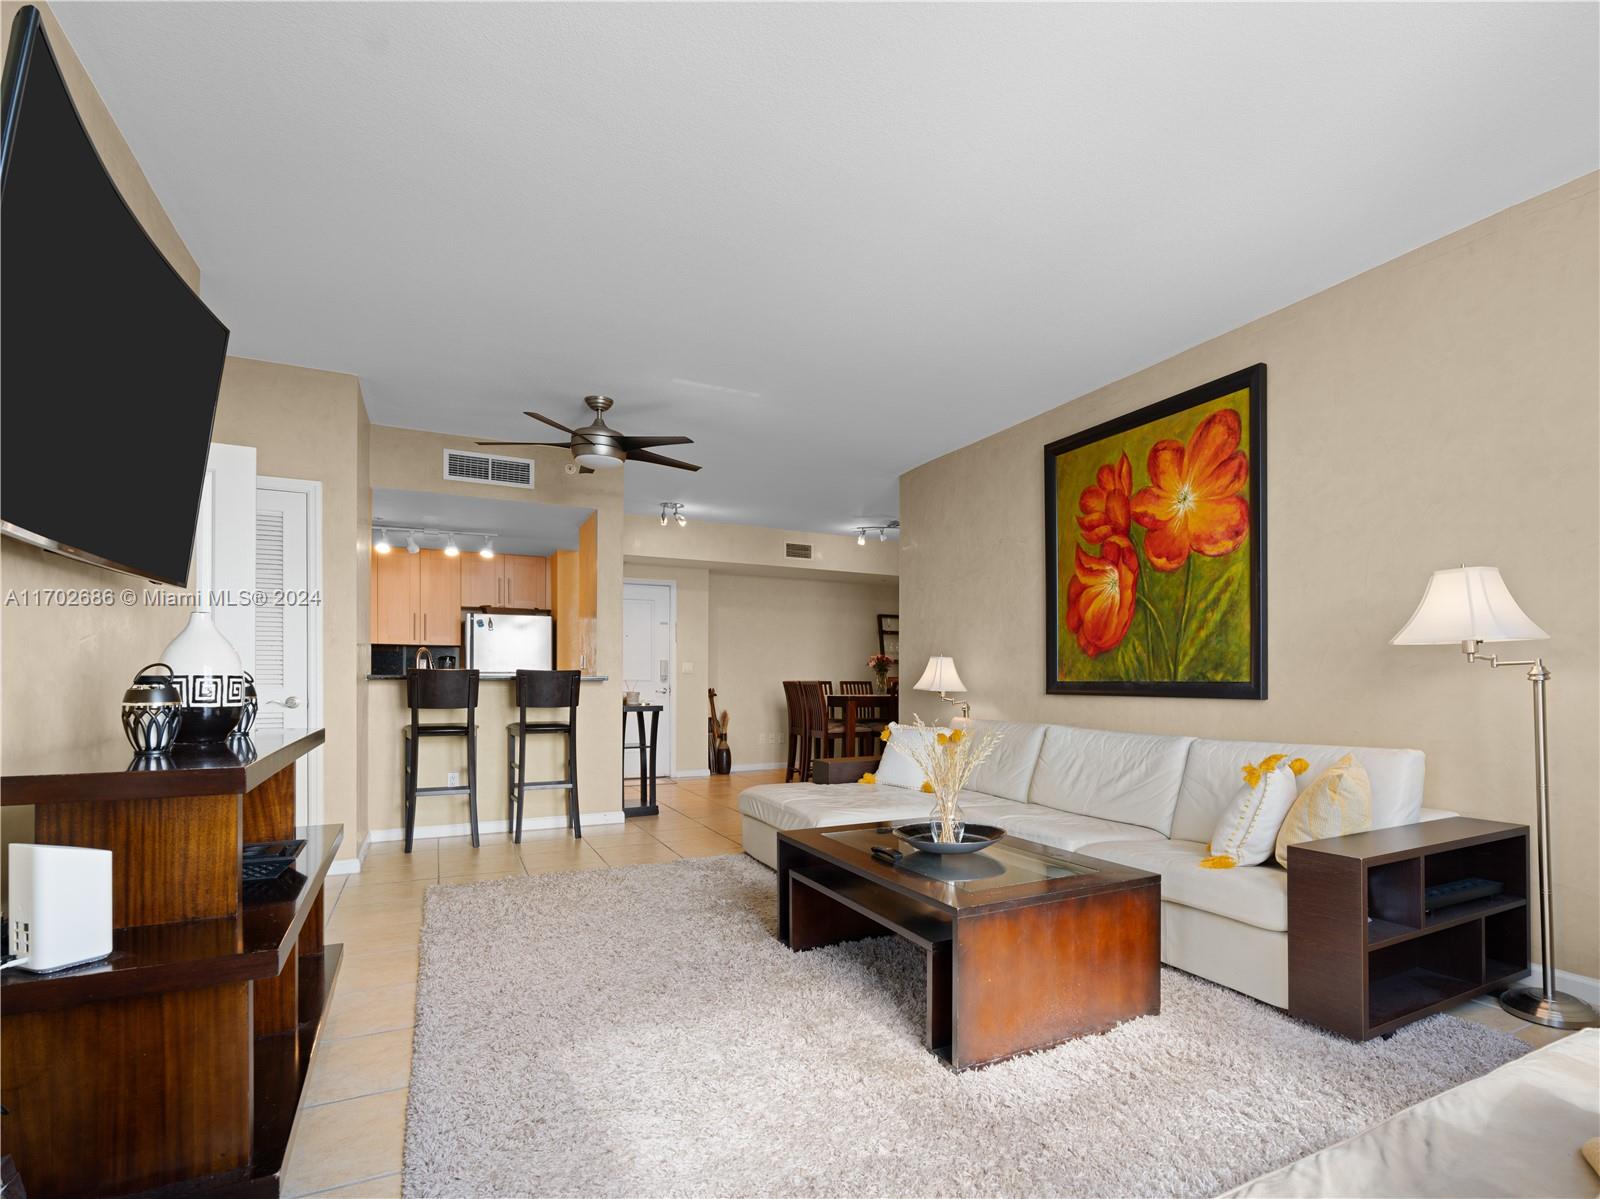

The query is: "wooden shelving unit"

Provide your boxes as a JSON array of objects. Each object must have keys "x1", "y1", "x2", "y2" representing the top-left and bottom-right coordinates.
[
  {"x1": 1288, "y1": 817, "x2": 1529, "y2": 1040},
  {"x1": 1, "y1": 729, "x2": 339, "y2": 1198}
]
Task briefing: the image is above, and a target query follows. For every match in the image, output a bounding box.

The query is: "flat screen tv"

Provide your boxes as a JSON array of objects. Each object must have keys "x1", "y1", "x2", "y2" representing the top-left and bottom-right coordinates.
[{"x1": 1, "y1": 5, "x2": 228, "y2": 587}]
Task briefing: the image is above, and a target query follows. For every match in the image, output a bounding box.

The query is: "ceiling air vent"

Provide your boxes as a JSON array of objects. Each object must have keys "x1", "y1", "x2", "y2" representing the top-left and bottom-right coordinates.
[
  {"x1": 784, "y1": 542, "x2": 813, "y2": 560},
  {"x1": 443, "y1": 449, "x2": 534, "y2": 490}
]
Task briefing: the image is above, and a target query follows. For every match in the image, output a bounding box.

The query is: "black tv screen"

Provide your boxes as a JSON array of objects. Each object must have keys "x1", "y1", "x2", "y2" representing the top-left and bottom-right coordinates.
[{"x1": 1, "y1": 6, "x2": 228, "y2": 587}]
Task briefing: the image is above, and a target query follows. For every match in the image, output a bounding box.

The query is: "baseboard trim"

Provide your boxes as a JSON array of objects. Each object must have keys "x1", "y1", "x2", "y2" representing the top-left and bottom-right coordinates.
[
  {"x1": 368, "y1": 810, "x2": 625, "y2": 844},
  {"x1": 328, "y1": 830, "x2": 372, "y2": 876},
  {"x1": 673, "y1": 768, "x2": 710, "y2": 779},
  {"x1": 1509, "y1": 963, "x2": 1600, "y2": 1007}
]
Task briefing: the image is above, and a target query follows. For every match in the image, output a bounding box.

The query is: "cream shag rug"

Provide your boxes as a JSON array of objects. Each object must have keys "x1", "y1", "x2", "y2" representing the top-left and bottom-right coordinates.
[{"x1": 403, "y1": 855, "x2": 1525, "y2": 1198}]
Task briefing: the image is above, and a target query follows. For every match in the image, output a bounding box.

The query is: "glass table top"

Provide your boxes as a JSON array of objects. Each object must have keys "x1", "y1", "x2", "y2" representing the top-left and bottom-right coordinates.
[{"x1": 821, "y1": 824, "x2": 1099, "y2": 893}]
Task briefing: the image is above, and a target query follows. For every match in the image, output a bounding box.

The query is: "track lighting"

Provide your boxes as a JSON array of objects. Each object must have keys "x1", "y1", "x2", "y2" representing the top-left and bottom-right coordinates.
[
  {"x1": 853, "y1": 519, "x2": 900, "y2": 547},
  {"x1": 660, "y1": 502, "x2": 687, "y2": 528},
  {"x1": 443, "y1": 534, "x2": 460, "y2": 558},
  {"x1": 405, "y1": 531, "x2": 420, "y2": 555},
  {"x1": 857, "y1": 529, "x2": 867, "y2": 546},
  {"x1": 480, "y1": 535, "x2": 495, "y2": 559},
  {"x1": 660, "y1": 508, "x2": 669, "y2": 527},
  {"x1": 374, "y1": 529, "x2": 392, "y2": 554}
]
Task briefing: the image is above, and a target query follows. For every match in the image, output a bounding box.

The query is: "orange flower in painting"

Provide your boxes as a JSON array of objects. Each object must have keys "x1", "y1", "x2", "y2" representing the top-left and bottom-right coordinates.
[
  {"x1": 1131, "y1": 409, "x2": 1250, "y2": 571},
  {"x1": 1066, "y1": 535, "x2": 1139, "y2": 657},
  {"x1": 1077, "y1": 452, "x2": 1133, "y2": 544}
]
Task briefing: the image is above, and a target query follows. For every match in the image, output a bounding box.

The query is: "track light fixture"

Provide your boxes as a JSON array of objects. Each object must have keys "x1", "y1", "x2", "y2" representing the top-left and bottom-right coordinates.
[
  {"x1": 853, "y1": 519, "x2": 900, "y2": 547},
  {"x1": 660, "y1": 502, "x2": 687, "y2": 528},
  {"x1": 480, "y1": 535, "x2": 495, "y2": 559},
  {"x1": 405, "y1": 531, "x2": 419, "y2": 555},
  {"x1": 374, "y1": 529, "x2": 392, "y2": 554},
  {"x1": 443, "y1": 534, "x2": 460, "y2": 558}
]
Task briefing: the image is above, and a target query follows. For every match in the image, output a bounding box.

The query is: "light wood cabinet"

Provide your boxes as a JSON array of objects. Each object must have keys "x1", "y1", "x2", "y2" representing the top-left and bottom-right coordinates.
[
  {"x1": 454, "y1": 553, "x2": 547, "y2": 610},
  {"x1": 372, "y1": 550, "x2": 419, "y2": 643},
  {"x1": 505, "y1": 555, "x2": 547, "y2": 609},
  {"x1": 459, "y1": 554, "x2": 500, "y2": 608},
  {"x1": 417, "y1": 549, "x2": 461, "y2": 644},
  {"x1": 370, "y1": 549, "x2": 462, "y2": 644}
]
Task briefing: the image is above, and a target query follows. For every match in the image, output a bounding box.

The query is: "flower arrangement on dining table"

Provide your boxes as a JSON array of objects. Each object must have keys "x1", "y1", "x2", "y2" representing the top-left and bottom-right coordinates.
[
  {"x1": 881, "y1": 716, "x2": 1002, "y2": 843},
  {"x1": 866, "y1": 652, "x2": 894, "y2": 688}
]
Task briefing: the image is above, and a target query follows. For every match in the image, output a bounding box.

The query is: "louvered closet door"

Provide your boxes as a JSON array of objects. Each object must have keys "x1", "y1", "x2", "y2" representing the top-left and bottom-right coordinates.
[{"x1": 254, "y1": 484, "x2": 315, "y2": 824}]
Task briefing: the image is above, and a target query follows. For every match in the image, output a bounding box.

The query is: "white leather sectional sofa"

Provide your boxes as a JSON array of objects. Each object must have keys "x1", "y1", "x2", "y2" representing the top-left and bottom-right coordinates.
[{"x1": 738, "y1": 720, "x2": 1454, "y2": 1007}]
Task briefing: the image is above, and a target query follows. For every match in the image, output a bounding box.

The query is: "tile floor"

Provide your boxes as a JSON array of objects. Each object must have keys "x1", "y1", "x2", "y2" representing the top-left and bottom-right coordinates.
[
  {"x1": 281, "y1": 769, "x2": 774, "y2": 1198},
  {"x1": 282, "y1": 767, "x2": 1577, "y2": 1196}
]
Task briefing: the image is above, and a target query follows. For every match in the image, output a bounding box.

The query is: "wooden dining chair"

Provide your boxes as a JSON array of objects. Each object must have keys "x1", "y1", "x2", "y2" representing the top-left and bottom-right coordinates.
[
  {"x1": 782, "y1": 680, "x2": 808, "y2": 783},
  {"x1": 838, "y1": 680, "x2": 874, "y2": 695},
  {"x1": 800, "y1": 682, "x2": 846, "y2": 781}
]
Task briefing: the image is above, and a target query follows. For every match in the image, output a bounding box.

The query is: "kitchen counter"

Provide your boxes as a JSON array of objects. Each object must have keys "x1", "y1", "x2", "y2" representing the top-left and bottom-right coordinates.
[{"x1": 366, "y1": 673, "x2": 608, "y2": 682}]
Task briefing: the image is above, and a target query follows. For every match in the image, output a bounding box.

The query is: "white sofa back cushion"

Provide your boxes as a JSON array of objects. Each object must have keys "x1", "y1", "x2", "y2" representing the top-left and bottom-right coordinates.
[
  {"x1": 1170, "y1": 738, "x2": 1425, "y2": 844},
  {"x1": 962, "y1": 720, "x2": 1048, "y2": 803},
  {"x1": 1028, "y1": 725, "x2": 1196, "y2": 836}
]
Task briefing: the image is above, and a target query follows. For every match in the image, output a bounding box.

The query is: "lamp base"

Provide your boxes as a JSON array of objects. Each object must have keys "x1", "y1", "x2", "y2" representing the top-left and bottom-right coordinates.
[{"x1": 1498, "y1": 985, "x2": 1599, "y2": 1029}]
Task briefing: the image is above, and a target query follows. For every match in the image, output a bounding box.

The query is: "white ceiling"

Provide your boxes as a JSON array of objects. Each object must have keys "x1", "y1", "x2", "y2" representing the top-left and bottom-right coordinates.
[
  {"x1": 372, "y1": 487, "x2": 588, "y2": 557},
  {"x1": 55, "y1": 2, "x2": 1598, "y2": 534}
]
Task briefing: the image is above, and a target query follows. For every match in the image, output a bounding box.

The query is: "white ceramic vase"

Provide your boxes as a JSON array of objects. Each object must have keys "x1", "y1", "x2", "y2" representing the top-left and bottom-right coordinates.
[{"x1": 161, "y1": 609, "x2": 247, "y2": 744}]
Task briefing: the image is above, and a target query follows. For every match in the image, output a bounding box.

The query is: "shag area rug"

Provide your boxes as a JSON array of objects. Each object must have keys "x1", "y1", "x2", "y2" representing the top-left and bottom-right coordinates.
[{"x1": 404, "y1": 855, "x2": 1525, "y2": 1198}]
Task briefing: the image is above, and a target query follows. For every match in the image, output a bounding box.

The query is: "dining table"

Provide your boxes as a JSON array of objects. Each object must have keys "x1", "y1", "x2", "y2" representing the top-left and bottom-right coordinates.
[{"x1": 825, "y1": 693, "x2": 898, "y2": 752}]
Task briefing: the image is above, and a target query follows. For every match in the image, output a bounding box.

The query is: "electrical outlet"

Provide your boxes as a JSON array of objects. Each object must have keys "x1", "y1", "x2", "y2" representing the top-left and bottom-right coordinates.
[{"x1": 447, "y1": 771, "x2": 461, "y2": 788}]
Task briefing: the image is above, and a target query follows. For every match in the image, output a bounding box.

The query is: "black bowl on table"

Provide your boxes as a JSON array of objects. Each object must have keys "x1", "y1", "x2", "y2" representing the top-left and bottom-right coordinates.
[{"x1": 892, "y1": 822, "x2": 1005, "y2": 854}]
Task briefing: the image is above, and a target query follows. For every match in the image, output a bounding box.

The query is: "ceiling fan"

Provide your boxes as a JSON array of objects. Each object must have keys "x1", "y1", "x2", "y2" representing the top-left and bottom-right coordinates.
[{"x1": 478, "y1": 395, "x2": 700, "y2": 473}]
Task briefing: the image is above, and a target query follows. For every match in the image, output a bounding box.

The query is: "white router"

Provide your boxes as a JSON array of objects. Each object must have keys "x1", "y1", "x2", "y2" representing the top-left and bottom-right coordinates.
[{"x1": 7, "y1": 843, "x2": 113, "y2": 973}]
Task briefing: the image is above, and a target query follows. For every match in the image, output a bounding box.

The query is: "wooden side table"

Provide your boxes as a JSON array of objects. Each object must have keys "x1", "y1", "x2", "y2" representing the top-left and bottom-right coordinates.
[{"x1": 1288, "y1": 816, "x2": 1530, "y2": 1040}]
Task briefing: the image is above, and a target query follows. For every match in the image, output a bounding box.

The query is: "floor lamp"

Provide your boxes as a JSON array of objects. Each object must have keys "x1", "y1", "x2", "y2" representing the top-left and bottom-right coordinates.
[{"x1": 1392, "y1": 566, "x2": 1597, "y2": 1029}]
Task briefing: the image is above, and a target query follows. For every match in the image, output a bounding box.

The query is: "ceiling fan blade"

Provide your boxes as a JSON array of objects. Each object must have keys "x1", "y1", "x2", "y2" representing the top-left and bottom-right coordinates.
[
  {"x1": 625, "y1": 448, "x2": 701, "y2": 472},
  {"x1": 618, "y1": 434, "x2": 694, "y2": 450},
  {"x1": 523, "y1": 410, "x2": 576, "y2": 435},
  {"x1": 475, "y1": 440, "x2": 573, "y2": 448}
]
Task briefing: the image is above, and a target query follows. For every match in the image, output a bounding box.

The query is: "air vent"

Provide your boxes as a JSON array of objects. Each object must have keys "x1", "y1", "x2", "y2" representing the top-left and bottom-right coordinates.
[
  {"x1": 784, "y1": 542, "x2": 813, "y2": 560},
  {"x1": 443, "y1": 449, "x2": 534, "y2": 489}
]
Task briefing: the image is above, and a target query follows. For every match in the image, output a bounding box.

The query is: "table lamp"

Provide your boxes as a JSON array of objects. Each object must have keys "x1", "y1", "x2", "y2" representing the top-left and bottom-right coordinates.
[
  {"x1": 914, "y1": 655, "x2": 969, "y2": 719},
  {"x1": 1392, "y1": 566, "x2": 1596, "y2": 1029}
]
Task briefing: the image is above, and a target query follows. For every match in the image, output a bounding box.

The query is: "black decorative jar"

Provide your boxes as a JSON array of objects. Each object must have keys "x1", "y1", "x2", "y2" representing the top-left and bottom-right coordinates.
[{"x1": 120, "y1": 662, "x2": 185, "y2": 756}]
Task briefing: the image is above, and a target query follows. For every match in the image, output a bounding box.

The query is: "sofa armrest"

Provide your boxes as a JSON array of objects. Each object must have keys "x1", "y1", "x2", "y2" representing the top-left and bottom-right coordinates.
[{"x1": 812, "y1": 756, "x2": 879, "y2": 785}]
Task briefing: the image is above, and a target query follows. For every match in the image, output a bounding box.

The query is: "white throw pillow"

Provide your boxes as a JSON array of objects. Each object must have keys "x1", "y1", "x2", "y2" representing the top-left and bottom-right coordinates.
[
  {"x1": 875, "y1": 721, "x2": 949, "y2": 791},
  {"x1": 1202, "y1": 754, "x2": 1308, "y2": 869}
]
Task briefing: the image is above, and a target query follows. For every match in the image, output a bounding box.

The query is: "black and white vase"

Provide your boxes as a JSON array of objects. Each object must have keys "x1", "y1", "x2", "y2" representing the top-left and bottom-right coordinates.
[{"x1": 162, "y1": 610, "x2": 248, "y2": 744}]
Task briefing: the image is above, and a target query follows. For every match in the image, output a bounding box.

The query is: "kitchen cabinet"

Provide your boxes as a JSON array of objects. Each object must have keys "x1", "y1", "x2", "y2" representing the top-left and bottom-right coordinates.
[
  {"x1": 457, "y1": 553, "x2": 548, "y2": 609},
  {"x1": 370, "y1": 549, "x2": 462, "y2": 644}
]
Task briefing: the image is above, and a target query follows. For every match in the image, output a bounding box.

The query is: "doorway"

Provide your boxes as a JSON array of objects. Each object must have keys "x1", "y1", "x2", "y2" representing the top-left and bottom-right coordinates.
[{"x1": 622, "y1": 579, "x2": 674, "y2": 779}]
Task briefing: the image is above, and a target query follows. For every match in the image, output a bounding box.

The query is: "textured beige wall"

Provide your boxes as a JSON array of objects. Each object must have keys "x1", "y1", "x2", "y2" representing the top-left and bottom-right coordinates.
[
  {"x1": 624, "y1": 514, "x2": 897, "y2": 581},
  {"x1": 366, "y1": 426, "x2": 624, "y2": 822},
  {"x1": 708, "y1": 573, "x2": 901, "y2": 769},
  {"x1": 211, "y1": 357, "x2": 370, "y2": 860},
  {"x1": 900, "y1": 174, "x2": 1600, "y2": 977}
]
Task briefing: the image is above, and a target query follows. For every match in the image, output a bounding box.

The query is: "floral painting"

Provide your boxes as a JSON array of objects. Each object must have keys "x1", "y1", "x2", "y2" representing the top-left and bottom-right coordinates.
[{"x1": 1044, "y1": 365, "x2": 1265, "y2": 698}]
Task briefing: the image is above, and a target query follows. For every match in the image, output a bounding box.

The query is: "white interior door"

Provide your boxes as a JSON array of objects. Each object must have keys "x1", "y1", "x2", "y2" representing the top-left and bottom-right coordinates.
[
  {"x1": 196, "y1": 443, "x2": 256, "y2": 665},
  {"x1": 622, "y1": 580, "x2": 673, "y2": 779},
  {"x1": 254, "y1": 480, "x2": 322, "y2": 825}
]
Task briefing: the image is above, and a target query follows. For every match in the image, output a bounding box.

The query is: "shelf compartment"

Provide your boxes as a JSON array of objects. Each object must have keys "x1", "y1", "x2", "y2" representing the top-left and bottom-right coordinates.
[
  {"x1": 1368, "y1": 920, "x2": 1483, "y2": 1028},
  {"x1": 1367, "y1": 858, "x2": 1422, "y2": 933},
  {"x1": 1484, "y1": 905, "x2": 1530, "y2": 987},
  {"x1": 1424, "y1": 837, "x2": 1527, "y2": 911}
]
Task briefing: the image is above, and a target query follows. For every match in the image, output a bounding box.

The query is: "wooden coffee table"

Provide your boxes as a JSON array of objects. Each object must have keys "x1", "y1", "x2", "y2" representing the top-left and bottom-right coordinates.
[{"x1": 777, "y1": 822, "x2": 1160, "y2": 1070}]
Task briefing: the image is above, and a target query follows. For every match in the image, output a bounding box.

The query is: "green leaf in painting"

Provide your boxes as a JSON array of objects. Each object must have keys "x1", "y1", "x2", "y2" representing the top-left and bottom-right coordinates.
[{"x1": 1176, "y1": 559, "x2": 1245, "y2": 678}]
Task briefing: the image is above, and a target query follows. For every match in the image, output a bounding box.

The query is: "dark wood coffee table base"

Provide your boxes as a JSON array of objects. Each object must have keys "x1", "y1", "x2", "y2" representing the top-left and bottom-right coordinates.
[{"x1": 778, "y1": 829, "x2": 1160, "y2": 1070}]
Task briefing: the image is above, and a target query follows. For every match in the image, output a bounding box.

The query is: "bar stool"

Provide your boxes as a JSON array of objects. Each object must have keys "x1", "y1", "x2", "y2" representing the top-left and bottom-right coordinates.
[
  {"x1": 402, "y1": 669, "x2": 480, "y2": 853},
  {"x1": 505, "y1": 669, "x2": 582, "y2": 843}
]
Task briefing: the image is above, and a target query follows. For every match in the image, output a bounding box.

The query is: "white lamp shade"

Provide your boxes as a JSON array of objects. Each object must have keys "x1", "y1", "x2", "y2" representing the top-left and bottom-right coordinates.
[
  {"x1": 914, "y1": 655, "x2": 966, "y2": 693},
  {"x1": 1391, "y1": 567, "x2": 1548, "y2": 645}
]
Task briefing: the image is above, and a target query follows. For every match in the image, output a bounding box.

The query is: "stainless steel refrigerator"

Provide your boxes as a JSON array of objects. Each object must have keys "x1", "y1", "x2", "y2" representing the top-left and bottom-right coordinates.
[{"x1": 465, "y1": 612, "x2": 554, "y2": 675}]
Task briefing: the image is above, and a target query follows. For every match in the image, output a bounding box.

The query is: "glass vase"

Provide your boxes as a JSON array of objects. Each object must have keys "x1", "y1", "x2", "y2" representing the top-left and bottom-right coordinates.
[{"x1": 928, "y1": 793, "x2": 966, "y2": 844}]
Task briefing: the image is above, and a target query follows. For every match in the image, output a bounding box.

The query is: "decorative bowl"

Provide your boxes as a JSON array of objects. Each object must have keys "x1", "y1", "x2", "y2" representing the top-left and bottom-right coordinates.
[{"x1": 892, "y1": 822, "x2": 1005, "y2": 855}]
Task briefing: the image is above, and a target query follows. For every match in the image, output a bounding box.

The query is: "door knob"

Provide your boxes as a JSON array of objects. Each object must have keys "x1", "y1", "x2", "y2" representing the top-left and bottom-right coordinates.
[{"x1": 265, "y1": 696, "x2": 301, "y2": 709}]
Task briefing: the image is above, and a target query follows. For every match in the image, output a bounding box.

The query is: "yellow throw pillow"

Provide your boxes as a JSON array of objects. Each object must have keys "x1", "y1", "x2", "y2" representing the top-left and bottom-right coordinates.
[{"x1": 1274, "y1": 754, "x2": 1372, "y2": 867}]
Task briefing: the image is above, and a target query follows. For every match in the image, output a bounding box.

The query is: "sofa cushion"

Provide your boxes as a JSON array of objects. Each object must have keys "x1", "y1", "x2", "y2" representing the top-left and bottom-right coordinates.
[
  {"x1": 1028, "y1": 725, "x2": 1195, "y2": 836},
  {"x1": 876, "y1": 722, "x2": 948, "y2": 790},
  {"x1": 962, "y1": 720, "x2": 1048, "y2": 803},
  {"x1": 1077, "y1": 837, "x2": 1288, "y2": 933},
  {"x1": 1170, "y1": 738, "x2": 1424, "y2": 845},
  {"x1": 737, "y1": 782, "x2": 1021, "y2": 833},
  {"x1": 986, "y1": 808, "x2": 1165, "y2": 854}
]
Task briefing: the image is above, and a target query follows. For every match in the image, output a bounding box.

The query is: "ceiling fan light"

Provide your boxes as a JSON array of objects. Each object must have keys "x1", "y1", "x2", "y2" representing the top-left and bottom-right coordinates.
[{"x1": 575, "y1": 450, "x2": 623, "y2": 470}]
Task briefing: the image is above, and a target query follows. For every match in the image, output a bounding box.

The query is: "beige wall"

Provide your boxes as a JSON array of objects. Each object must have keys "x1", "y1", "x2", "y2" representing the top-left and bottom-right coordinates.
[
  {"x1": 708, "y1": 572, "x2": 900, "y2": 769},
  {"x1": 624, "y1": 514, "x2": 898, "y2": 581},
  {"x1": 900, "y1": 174, "x2": 1600, "y2": 977},
  {"x1": 365, "y1": 426, "x2": 624, "y2": 831},
  {"x1": 210, "y1": 357, "x2": 370, "y2": 860}
]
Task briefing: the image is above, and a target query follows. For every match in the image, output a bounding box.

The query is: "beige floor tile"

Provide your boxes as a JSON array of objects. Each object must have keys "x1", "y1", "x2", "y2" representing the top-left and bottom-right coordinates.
[
  {"x1": 332, "y1": 922, "x2": 422, "y2": 959},
  {"x1": 324, "y1": 981, "x2": 418, "y2": 1040},
  {"x1": 338, "y1": 946, "x2": 420, "y2": 993},
  {"x1": 281, "y1": 1089, "x2": 408, "y2": 1198},
  {"x1": 437, "y1": 843, "x2": 524, "y2": 874},
  {"x1": 436, "y1": 868, "x2": 525, "y2": 885},
  {"x1": 1514, "y1": 1023, "x2": 1574, "y2": 1049},
  {"x1": 355, "y1": 851, "x2": 439, "y2": 885},
  {"x1": 302, "y1": 1172, "x2": 401, "y2": 1198},
  {"x1": 523, "y1": 856, "x2": 609, "y2": 875},
  {"x1": 518, "y1": 839, "x2": 604, "y2": 862},
  {"x1": 334, "y1": 880, "x2": 434, "y2": 911},
  {"x1": 592, "y1": 842, "x2": 681, "y2": 866},
  {"x1": 323, "y1": 876, "x2": 349, "y2": 906},
  {"x1": 303, "y1": 1028, "x2": 413, "y2": 1107},
  {"x1": 653, "y1": 826, "x2": 740, "y2": 851},
  {"x1": 692, "y1": 810, "x2": 745, "y2": 837}
]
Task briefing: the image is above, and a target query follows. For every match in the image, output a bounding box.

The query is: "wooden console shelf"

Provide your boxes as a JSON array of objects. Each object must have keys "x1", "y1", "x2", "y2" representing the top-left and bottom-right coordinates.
[
  {"x1": 1288, "y1": 816, "x2": 1529, "y2": 1040},
  {"x1": 0, "y1": 729, "x2": 340, "y2": 1199}
]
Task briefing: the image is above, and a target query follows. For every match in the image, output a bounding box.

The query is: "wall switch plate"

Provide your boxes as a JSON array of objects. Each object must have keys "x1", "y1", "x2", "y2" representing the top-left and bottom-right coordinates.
[
  {"x1": 447, "y1": 771, "x2": 461, "y2": 788},
  {"x1": 681, "y1": 661, "x2": 695, "y2": 674}
]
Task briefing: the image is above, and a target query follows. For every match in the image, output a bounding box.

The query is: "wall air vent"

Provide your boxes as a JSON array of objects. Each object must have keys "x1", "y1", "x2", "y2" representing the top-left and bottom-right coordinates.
[
  {"x1": 784, "y1": 542, "x2": 813, "y2": 560},
  {"x1": 443, "y1": 449, "x2": 534, "y2": 490}
]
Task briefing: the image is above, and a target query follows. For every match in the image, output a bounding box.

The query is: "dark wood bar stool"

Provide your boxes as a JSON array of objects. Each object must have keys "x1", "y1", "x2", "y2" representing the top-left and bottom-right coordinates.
[
  {"x1": 505, "y1": 669, "x2": 582, "y2": 843},
  {"x1": 402, "y1": 668, "x2": 481, "y2": 853}
]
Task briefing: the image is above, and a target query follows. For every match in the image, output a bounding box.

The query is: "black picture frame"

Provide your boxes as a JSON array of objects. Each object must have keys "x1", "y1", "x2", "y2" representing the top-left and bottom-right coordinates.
[{"x1": 1044, "y1": 364, "x2": 1266, "y2": 699}]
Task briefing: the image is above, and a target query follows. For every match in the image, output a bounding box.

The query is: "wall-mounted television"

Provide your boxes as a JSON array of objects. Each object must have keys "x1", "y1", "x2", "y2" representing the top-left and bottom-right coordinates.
[{"x1": 1, "y1": 5, "x2": 229, "y2": 588}]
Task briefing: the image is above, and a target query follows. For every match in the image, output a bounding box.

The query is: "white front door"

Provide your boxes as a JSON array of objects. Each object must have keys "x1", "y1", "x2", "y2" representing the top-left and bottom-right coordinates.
[
  {"x1": 197, "y1": 443, "x2": 257, "y2": 664},
  {"x1": 622, "y1": 580, "x2": 673, "y2": 779},
  {"x1": 254, "y1": 480, "x2": 321, "y2": 825}
]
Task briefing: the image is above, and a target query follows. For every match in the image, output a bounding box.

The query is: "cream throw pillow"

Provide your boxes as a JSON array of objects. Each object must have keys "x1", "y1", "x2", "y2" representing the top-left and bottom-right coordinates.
[
  {"x1": 874, "y1": 721, "x2": 948, "y2": 791},
  {"x1": 1274, "y1": 753, "x2": 1373, "y2": 867},
  {"x1": 1201, "y1": 754, "x2": 1308, "y2": 869}
]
